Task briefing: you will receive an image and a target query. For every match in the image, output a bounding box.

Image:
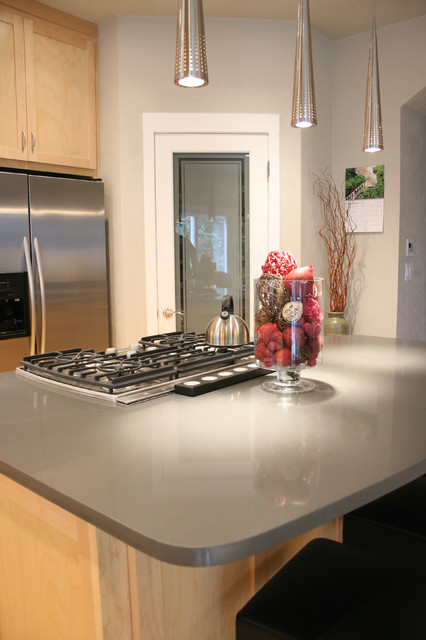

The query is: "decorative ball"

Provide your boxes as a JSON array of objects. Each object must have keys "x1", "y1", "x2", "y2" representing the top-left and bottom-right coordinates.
[
  {"x1": 282, "y1": 300, "x2": 304, "y2": 324},
  {"x1": 275, "y1": 315, "x2": 291, "y2": 332},
  {"x1": 255, "y1": 307, "x2": 274, "y2": 326},
  {"x1": 303, "y1": 298, "x2": 322, "y2": 324},
  {"x1": 257, "y1": 273, "x2": 290, "y2": 312},
  {"x1": 261, "y1": 250, "x2": 298, "y2": 278},
  {"x1": 299, "y1": 344, "x2": 312, "y2": 363}
]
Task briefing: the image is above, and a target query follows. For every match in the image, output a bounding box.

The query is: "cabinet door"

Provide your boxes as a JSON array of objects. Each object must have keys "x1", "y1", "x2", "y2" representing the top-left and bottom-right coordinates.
[
  {"x1": 0, "y1": 474, "x2": 104, "y2": 640},
  {"x1": 24, "y1": 17, "x2": 98, "y2": 170},
  {"x1": 0, "y1": 7, "x2": 27, "y2": 160}
]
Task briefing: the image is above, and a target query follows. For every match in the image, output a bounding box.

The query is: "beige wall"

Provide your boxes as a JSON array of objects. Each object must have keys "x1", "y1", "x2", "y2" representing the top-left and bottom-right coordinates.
[
  {"x1": 330, "y1": 17, "x2": 426, "y2": 337},
  {"x1": 98, "y1": 14, "x2": 425, "y2": 346},
  {"x1": 397, "y1": 99, "x2": 426, "y2": 341}
]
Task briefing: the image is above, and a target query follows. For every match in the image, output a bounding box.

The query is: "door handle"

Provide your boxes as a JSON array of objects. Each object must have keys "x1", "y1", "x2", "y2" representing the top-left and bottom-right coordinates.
[
  {"x1": 33, "y1": 237, "x2": 46, "y2": 353},
  {"x1": 23, "y1": 236, "x2": 36, "y2": 356},
  {"x1": 162, "y1": 307, "x2": 184, "y2": 318},
  {"x1": 21, "y1": 130, "x2": 27, "y2": 152},
  {"x1": 31, "y1": 131, "x2": 36, "y2": 153}
]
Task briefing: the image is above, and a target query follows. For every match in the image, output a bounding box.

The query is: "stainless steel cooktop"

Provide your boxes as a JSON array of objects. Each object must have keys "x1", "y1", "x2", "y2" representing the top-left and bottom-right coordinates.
[{"x1": 17, "y1": 332, "x2": 269, "y2": 405}]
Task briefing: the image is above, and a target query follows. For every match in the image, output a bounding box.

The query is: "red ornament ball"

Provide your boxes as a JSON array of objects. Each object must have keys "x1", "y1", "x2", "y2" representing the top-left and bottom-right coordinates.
[
  {"x1": 261, "y1": 250, "x2": 298, "y2": 278},
  {"x1": 303, "y1": 298, "x2": 321, "y2": 324}
]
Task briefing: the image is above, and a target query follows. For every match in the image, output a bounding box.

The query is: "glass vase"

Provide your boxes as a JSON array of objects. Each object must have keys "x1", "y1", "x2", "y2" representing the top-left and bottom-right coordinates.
[{"x1": 254, "y1": 276, "x2": 324, "y2": 394}]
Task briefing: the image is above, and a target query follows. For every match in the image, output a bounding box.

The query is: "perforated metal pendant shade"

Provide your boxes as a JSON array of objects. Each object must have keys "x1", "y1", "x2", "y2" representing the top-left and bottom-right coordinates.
[
  {"x1": 363, "y1": 16, "x2": 384, "y2": 152},
  {"x1": 175, "y1": 0, "x2": 209, "y2": 88},
  {"x1": 291, "y1": 0, "x2": 317, "y2": 128}
]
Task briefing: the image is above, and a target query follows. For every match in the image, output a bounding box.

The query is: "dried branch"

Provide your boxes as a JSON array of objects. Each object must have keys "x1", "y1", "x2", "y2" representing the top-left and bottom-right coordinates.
[{"x1": 313, "y1": 171, "x2": 357, "y2": 312}]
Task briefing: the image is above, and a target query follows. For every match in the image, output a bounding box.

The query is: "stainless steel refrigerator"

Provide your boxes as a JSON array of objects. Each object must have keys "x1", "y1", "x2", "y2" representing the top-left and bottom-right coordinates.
[{"x1": 0, "y1": 171, "x2": 110, "y2": 372}]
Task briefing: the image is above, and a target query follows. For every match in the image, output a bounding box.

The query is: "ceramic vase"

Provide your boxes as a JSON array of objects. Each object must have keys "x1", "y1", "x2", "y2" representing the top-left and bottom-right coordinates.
[{"x1": 324, "y1": 311, "x2": 349, "y2": 336}]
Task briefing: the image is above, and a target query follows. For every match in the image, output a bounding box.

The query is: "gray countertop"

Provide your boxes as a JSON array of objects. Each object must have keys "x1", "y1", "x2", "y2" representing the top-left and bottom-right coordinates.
[{"x1": 0, "y1": 335, "x2": 425, "y2": 566}]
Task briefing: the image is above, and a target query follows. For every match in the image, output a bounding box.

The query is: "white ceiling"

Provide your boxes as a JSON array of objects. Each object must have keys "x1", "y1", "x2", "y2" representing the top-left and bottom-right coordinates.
[{"x1": 40, "y1": 0, "x2": 426, "y2": 40}]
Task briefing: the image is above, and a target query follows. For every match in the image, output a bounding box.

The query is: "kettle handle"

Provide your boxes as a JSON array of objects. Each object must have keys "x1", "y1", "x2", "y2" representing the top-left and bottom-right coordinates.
[{"x1": 221, "y1": 295, "x2": 234, "y2": 317}]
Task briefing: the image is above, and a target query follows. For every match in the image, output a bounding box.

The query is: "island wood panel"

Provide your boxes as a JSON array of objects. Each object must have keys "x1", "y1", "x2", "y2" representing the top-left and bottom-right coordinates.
[
  {"x1": 0, "y1": 473, "x2": 342, "y2": 640},
  {"x1": 96, "y1": 529, "x2": 135, "y2": 640},
  {"x1": 0, "y1": 474, "x2": 103, "y2": 640},
  {"x1": 129, "y1": 518, "x2": 343, "y2": 640}
]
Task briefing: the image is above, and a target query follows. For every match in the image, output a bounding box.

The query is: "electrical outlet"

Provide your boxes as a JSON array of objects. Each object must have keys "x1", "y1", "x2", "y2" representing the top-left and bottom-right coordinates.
[
  {"x1": 405, "y1": 263, "x2": 413, "y2": 281},
  {"x1": 406, "y1": 238, "x2": 414, "y2": 256}
]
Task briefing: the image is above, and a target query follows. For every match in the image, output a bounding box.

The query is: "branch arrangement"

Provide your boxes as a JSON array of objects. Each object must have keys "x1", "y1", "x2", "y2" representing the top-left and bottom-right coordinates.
[{"x1": 313, "y1": 171, "x2": 357, "y2": 312}]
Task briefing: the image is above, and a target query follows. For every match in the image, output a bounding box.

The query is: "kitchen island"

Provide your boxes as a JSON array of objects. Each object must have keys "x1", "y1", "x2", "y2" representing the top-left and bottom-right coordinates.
[{"x1": 0, "y1": 335, "x2": 425, "y2": 639}]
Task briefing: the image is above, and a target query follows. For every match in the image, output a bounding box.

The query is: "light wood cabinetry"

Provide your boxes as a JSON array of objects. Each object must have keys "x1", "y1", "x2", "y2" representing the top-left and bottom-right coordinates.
[
  {"x1": 0, "y1": 1, "x2": 98, "y2": 175},
  {"x1": 0, "y1": 473, "x2": 342, "y2": 640}
]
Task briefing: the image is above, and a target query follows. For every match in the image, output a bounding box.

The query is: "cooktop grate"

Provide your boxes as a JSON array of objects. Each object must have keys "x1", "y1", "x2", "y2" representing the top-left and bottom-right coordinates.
[{"x1": 19, "y1": 332, "x2": 260, "y2": 396}]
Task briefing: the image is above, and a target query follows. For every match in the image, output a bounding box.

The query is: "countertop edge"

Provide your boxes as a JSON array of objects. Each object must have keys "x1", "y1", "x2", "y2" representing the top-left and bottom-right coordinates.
[{"x1": 1, "y1": 458, "x2": 425, "y2": 567}]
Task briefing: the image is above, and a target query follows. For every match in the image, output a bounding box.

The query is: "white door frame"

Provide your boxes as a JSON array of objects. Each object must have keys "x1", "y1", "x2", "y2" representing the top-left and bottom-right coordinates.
[{"x1": 142, "y1": 113, "x2": 280, "y2": 333}]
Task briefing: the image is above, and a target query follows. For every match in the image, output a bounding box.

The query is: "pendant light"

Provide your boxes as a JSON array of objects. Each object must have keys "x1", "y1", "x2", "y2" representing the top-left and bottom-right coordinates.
[
  {"x1": 291, "y1": 0, "x2": 317, "y2": 128},
  {"x1": 362, "y1": 4, "x2": 384, "y2": 152},
  {"x1": 175, "y1": 0, "x2": 209, "y2": 88}
]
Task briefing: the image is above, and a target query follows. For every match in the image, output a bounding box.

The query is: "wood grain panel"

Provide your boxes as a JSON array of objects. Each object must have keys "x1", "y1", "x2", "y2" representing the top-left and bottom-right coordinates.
[
  {"x1": 25, "y1": 16, "x2": 97, "y2": 169},
  {"x1": 96, "y1": 529, "x2": 134, "y2": 640},
  {"x1": 129, "y1": 519, "x2": 342, "y2": 640},
  {"x1": 0, "y1": 3, "x2": 99, "y2": 174},
  {"x1": 0, "y1": 6, "x2": 27, "y2": 159},
  {"x1": 0, "y1": 0, "x2": 98, "y2": 37},
  {"x1": 0, "y1": 474, "x2": 103, "y2": 640},
  {"x1": 0, "y1": 473, "x2": 342, "y2": 640}
]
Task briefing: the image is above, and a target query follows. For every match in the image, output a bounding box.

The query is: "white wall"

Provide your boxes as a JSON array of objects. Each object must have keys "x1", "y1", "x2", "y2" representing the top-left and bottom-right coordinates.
[
  {"x1": 98, "y1": 16, "x2": 331, "y2": 345},
  {"x1": 98, "y1": 14, "x2": 426, "y2": 346},
  {"x1": 331, "y1": 17, "x2": 426, "y2": 337}
]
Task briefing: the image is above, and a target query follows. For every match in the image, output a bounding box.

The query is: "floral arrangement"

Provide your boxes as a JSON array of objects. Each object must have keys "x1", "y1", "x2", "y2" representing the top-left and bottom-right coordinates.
[
  {"x1": 255, "y1": 250, "x2": 323, "y2": 370},
  {"x1": 313, "y1": 171, "x2": 357, "y2": 312}
]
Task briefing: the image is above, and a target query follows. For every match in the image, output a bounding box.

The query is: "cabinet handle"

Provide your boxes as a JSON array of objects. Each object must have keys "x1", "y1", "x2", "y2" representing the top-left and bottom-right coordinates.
[
  {"x1": 21, "y1": 130, "x2": 27, "y2": 152},
  {"x1": 31, "y1": 131, "x2": 36, "y2": 153}
]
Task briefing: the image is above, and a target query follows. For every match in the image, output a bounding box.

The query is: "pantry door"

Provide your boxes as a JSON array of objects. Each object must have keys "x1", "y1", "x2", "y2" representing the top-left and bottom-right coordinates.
[{"x1": 143, "y1": 114, "x2": 279, "y2": 336}]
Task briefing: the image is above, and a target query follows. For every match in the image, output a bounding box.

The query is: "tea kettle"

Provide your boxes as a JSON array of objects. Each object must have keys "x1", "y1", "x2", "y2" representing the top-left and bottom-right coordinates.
[{"x1": 205, "y1": 295, "x2": 250, "y2": 347}]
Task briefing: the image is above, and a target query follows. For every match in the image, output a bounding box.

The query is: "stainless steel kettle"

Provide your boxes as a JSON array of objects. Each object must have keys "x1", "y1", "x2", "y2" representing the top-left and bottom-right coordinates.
[{"x1": 205, "y1": 295, "x2": 250, "y2": 347}]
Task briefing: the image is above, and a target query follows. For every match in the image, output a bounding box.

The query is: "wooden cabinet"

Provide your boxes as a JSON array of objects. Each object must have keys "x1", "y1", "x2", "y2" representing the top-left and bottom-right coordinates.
[
  {"x1": 0, "y1": 2, "x2": 98, "y2": 175},
  {"x1": 0, "y1": 473, "x2": 342, "y2": 640}
]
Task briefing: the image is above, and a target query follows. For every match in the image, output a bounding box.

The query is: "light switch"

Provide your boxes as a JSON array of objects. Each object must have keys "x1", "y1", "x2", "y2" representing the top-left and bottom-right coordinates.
[{"x1": 406, "y1": 239, "x2": 414, "y2": 256}]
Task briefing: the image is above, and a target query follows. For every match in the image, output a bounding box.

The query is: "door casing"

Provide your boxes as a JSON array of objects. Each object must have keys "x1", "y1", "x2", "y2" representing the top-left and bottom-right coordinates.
[{"x1": 142, "y1": 113, "x2": 280, "y2": 335}]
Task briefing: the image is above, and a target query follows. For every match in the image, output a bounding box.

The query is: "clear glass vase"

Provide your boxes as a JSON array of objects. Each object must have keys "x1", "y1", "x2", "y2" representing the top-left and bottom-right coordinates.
[{"x1": 254, "y1": 276, "x2": 324, "y2": 394}]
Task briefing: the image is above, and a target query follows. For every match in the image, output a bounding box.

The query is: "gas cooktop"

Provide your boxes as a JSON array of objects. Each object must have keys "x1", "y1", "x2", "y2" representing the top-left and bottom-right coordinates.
[{"x1": 17, "y1": 332, "x2": 269, "y2": 404}]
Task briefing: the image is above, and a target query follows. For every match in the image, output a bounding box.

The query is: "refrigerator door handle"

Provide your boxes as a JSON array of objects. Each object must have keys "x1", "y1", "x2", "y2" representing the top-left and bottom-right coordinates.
[
  {"x1": 33, "y1": 237, "x2": 47, "y2": 354},
  {"x1": 23, "y1": 236, "x2": 36, "y2": 356}
]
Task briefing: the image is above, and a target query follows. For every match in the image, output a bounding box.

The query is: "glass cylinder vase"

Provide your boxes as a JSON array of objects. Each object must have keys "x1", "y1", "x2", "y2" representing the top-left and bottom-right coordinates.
[{"x1": 254, "y1": 275, "x2": 324, "y2": 394}]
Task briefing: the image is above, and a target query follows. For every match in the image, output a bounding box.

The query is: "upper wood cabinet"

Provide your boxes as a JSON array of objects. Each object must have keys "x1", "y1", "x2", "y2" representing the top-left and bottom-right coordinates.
[{"x1": 0, "y1": 3, "x2": 98, "y2": 175}]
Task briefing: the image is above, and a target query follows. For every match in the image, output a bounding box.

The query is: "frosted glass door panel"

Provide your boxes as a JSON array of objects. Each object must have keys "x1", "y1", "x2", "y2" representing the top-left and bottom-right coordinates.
[{"x1": 174, "y1": 154, "x2": 249, "y2": 333}]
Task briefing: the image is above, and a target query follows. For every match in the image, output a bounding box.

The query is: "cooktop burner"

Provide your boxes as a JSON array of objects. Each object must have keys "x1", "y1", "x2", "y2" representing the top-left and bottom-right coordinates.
[{"x1": 18, "y1": 332, "x2": 269, "y2": 403}]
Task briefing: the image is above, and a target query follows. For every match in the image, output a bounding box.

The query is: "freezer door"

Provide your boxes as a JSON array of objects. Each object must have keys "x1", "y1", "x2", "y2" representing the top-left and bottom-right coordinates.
[
  {"x1": 28, "y1": 176, "x2": 109, "y2": 352},
  {"x1": 0, "y1": 172, "x2": 33, "y2": 369},
  {"x1": 0, "y1": 172, "x2": 30, "y2": 273}
]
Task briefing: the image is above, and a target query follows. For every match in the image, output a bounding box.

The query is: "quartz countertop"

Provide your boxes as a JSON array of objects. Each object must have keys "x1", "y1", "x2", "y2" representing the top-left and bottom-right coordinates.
[{"x1": 0, "y1": 335, "x2": 425, "y2": 566}]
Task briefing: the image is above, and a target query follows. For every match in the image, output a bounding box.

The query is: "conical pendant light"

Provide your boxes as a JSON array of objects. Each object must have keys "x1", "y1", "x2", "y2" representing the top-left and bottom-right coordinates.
[
  {"x1": 175, "y1": 0, "x2": 209, "y2": 88},
  {"x1": 291, "y1": 0, "x2": 317, "y2": 128},
  {"x1": 362, "y1": 13, "x2": 384, "y2": 151}
]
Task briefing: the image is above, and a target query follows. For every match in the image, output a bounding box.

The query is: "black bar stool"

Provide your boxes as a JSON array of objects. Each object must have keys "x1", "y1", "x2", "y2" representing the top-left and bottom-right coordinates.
[
  {"x1": 343, "y1": 475, "x2": 426, "y2": 571},
  {"x1": 236, "y1": 538, "x2": 426, "y2": 639}
]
